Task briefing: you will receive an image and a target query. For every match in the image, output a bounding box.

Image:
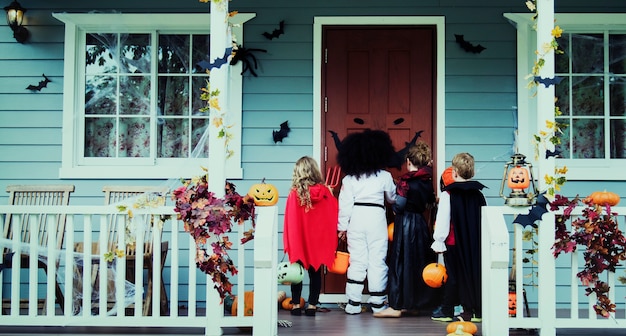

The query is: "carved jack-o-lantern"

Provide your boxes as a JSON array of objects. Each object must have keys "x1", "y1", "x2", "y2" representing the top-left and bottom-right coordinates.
[
  {"x1": 248, "y1": 178, "x2": 279, "y2": 206},
  {"x1": 508, "y1": 292, "x2": 517, "y2": 317},
  {"x1": 507, "y1": 165, "x2": 530, "y2": 190}
]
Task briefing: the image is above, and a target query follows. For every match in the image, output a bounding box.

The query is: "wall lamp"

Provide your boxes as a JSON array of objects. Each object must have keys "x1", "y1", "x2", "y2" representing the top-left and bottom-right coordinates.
[{"x1": 4, "y1": 1, "x2": 29, "y2": 43}]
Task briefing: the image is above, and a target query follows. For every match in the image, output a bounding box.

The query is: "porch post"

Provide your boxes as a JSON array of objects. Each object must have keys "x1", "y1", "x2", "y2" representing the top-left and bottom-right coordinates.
[
  {"x1": 535, "y1": 1, "x2": 557, "y2": 335},
  {"x1": 206, "y1": 1, "x2": 230, "y2": 335}
]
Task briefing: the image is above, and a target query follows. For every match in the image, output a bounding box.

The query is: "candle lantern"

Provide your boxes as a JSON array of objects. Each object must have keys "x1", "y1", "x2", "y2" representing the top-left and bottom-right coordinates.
[{"x1": 500, "y1": 153, "x2": 537, "y2": 206}]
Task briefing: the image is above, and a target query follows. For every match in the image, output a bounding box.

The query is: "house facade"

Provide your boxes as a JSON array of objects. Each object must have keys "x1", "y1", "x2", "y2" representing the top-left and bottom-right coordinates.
[{"x1": 1, "y1": 0, "x2": 625, "y2": 313}]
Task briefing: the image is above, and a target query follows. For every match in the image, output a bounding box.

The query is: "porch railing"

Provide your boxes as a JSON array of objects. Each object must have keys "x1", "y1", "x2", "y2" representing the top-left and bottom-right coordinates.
[
  {"x1": 0, "y1": 204, "x2": 278, "y2": 336},
  {"x1": 482, "y1": 205, "x2": 626, "y2": 336}
]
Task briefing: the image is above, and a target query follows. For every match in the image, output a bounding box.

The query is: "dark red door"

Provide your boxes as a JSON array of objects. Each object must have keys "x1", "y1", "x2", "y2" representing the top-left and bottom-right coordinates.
[{"x1": 321, "y1": 26, "x2": 436, "y2": 294}]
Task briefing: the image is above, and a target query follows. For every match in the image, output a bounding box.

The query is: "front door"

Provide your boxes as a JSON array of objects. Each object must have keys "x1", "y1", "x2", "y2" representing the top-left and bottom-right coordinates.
[{"x1": 321, "y1": 26, "x2": 437, "y2": 294}]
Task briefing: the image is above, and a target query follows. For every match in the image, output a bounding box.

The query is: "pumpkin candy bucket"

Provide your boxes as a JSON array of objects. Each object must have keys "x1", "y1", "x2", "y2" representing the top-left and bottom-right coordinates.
[
  {"x1": 277, "y1": 262, "x2": 304, "y2": 285},
  {"x1": 422, "y1": 262, "x2": 448, "y2": 288},
  {"x1": 328, "y1": 251, "x2": 350, "y2": 274}
]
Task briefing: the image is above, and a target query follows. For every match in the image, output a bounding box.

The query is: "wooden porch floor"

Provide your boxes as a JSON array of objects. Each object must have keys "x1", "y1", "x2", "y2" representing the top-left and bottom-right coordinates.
[{"x1": 1, "y1": 307, "x2": 625, "y2": 335}]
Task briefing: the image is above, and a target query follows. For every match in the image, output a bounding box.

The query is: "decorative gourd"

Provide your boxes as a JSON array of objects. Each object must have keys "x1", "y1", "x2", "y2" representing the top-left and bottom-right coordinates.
[
  {"x1": 231, "y1": 291, "x2": 254, "y2": 316},
  {"x1": 507, "y1": 165, "x2": 530, "y2": 190},
  {"x1": 281, "y1": 297, "x2": 305, "y2": 310},
  {"x1": 584, "y1": 190, "x2": 620, "y2": 206},
  {"x1": 388, "y1": 222, "x2": 394, "y2": 241},
  {"x1": 422, "y1": 262, "x2": 448, "y2": 288},
  {"x1": 248, "y1": 178, "x2": 279, "y2": 206},
  {"x1": 446, "y1": 320, "x2": 478, "y2": 335}
]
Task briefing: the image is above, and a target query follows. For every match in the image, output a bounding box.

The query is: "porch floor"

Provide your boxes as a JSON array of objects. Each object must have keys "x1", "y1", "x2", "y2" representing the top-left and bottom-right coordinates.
[{"x1": 1, "y1": 307, "x2": 624, "y2": 335}]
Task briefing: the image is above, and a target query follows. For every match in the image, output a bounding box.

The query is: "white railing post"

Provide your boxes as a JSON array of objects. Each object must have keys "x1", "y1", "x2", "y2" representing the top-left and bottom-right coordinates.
[
  {"x1": 252, "y1": 206, "x2": 278, "y2": 336},
  {"x1": 537, "y1": 212, "x2": 556, "y2": 336}
]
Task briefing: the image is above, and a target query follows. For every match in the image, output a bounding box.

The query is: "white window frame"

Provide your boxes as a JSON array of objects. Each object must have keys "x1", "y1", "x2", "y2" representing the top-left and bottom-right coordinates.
[
  {"x1": 505, "y1": 13, "x2": 626, "y2": 181},
  {"x1": 52, "y1": 13, "x2": 255, "y2": 179}
]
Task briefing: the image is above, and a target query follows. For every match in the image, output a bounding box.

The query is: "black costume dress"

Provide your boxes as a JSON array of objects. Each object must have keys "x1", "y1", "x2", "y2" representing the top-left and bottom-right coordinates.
[{"x1": 388, "y1": 167, "x2": 438, "y2": 311}]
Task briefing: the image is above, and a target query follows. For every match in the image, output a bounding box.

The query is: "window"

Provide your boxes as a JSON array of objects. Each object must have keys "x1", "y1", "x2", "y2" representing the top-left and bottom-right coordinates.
[
  {"x1": 505, "y1": 13, "x2": 626, "y2": 180},
  {"x1": 53, "y1": 13, "x2": 255, "y2": 179}
]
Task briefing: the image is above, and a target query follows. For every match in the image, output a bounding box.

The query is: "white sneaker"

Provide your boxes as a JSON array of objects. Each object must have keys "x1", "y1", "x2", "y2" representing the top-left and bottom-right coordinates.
[
  {"x1": 344, "y1": 303, "x2": 362, "y2": 315},
  {"x1": 371, "y1": 304, "x2": 389, "y2": 314}
]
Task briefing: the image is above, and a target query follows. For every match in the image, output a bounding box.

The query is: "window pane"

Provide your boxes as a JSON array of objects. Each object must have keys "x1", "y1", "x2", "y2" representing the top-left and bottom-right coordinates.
[
  {"x1": 85, "y1": 75, "x2": 117, "y2": 115},
  {"x1": 609, "y1": 77, "x2": 626, "y2": 117},
  {"x1": 555, "y1": 33, "x2": 570, "y2": 73},
  {"x1": 609, "y1": 34, "x2": 626, "y2": 75},
  {"x1": 555, "y1": 117, "x2": 571, "y2": 159},
  {"x1": 191, "y1": 119, "x2": 210, "y2": 157},
  {"x1": 192, "y1": 76, "x2": 209, "y2": 116},
  {"x1": 85, "y1": 117, "x2": 115, "y2": 157},
  {"x1": 120, "y1": 34, "x2": 151, "y2": 74},
  {"x1": 610, "y1": 119, "x2": 626, "y2": 158},
  {"x1": 86, "y1": 33, "x2": 118, "y2": 74},
  {"x1": 192, "y1": 34, "x2": 211, "y2": 74},
  {"x1": 158, "y1": 76, "x2": 189, "y2": 116},
  {"x1": 572, "y1": 76, "x2": 603, "y2": 116},
  {"x1": 120, "y1": 75, "x2": 151, "y2": 115},
  {"x1": 158, "y1": 119, "x2": 188, "y2": 158},
  {"x1": 159, "y1": 35, "x2": 190, "y2": 74},
  {"x1": 120, "y1": 117, "x2": 150, "y2": 157},
  {"x1": 571, "y1": 34, "x2": 603, "y2": 74},
  {"x1": 556, "y1": 77, "x2": 570, "y2": 116},
  {"x1": 572, "y1": 118, "x2": 604, "y2": 158}
]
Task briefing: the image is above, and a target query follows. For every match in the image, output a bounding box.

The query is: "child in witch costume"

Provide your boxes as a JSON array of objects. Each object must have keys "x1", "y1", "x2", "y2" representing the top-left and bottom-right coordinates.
[
  {"x1": 375, "y1": 141, "x2": 438, "y2": 318},
  {"x1": 431, "y1": 153, "x2": 486, "y2": 323},
  {"x1": 283, "y1": 156, "x2": 339, "y2": 316},
  {"x1": 336, "y1": 129, "x2": 397, "y2": 315}
]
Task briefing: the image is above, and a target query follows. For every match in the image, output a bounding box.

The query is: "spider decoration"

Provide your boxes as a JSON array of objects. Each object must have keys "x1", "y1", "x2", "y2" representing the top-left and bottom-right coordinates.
[{"x1": 230, "y1": 44, "x2": 267, "y2": 77}]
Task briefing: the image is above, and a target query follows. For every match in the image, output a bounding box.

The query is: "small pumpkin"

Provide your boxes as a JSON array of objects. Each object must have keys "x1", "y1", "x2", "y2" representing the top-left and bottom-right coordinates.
[
  {"x1": 507, "y1": 165, "x2": 530, "y2": 190},
  {"x1": 231, "y1": 291, "x2": 254, "y2": 316},
  {"x1": 281, "y1": 297, "x2": 305, "y2": 310},
  {"x1": 248, "y1": 178, "x2": 279, "y2": 206},
  {"x1": 388, "y1": 222, "x2": 394, "y2": 241},
  {"x1": 422, "y1": 262, "x2": 448, "y2": 288},
  {"x1": 446, "y1": 319, "x2": 478, "y2": 335},
  {"x1": 584, "y1": 190, "x2": 620, "y2": 206}
]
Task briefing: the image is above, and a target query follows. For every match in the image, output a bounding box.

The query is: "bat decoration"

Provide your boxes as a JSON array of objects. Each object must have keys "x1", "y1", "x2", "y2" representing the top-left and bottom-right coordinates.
[
  {"x1": 454, "y1": 34, "x2": 486, "y2": 54},
  {"x1": 545, "y1": 148, "x2": 562, "y2": 159},
  {"x1": 329, "y1": 130, "x2": 343, "y2": 151},
  {"x1": 195, "y1": 47, "x2": 233, "y2": 73},
  {"x1": 534, "y1": 76, "x2": 564, "y2": 88},
  {"x1": 262, "y1": 20, "x2": 285, "y2": 40},
  {"x1": 26, "y1": 74, "x2": 52, "y2": 91},
  {"x1": 389, "y1": 130, "x2": 425, "y2": 169},
  {"x1": 513, "y1": 192, "x2": 549, "y2": 228},
  {"x1": 273, "y1": 120, "x2": 291, "y2": 143},
  {"x1": 0, "y1": 251, "x2": 14, "y2": 273},
  {"x1": 230, "y1": 45, "x2": 267, "y2": 77}
]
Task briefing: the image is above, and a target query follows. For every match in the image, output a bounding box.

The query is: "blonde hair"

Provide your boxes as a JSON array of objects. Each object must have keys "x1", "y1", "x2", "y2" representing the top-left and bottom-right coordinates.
[
  {"x1": 452, "y1": 152, "x2": 475, "y2": 180},
  {"x1": 405, "y1": 141, "x2": 431, "y2": 168},
  {"x1": 291, "y1": 156, "x2": 324, "y2": 210}
]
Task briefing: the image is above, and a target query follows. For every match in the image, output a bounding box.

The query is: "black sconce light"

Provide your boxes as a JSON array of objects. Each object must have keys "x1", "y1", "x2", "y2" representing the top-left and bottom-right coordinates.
[{"x1": 4, "y1": 1, "x2": 29, "y2": 43}]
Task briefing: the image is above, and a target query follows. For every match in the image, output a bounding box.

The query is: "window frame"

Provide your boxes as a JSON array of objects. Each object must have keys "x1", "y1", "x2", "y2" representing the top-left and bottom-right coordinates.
[
  {"x1": 505, "y1": 13, "x2": 626, "y2": 181},
  {"x1": 53, "y1": 13, "x2": 255, "y2": 179}
]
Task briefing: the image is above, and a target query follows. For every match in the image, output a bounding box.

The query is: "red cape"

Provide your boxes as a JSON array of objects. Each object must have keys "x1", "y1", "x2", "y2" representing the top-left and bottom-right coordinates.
[{"x1": 283, "y1": 184, "x2": 338, "y2": 270}]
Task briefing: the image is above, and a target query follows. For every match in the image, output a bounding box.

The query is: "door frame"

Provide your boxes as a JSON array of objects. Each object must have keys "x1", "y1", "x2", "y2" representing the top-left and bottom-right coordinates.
[{"x1": 313, "y1": 16, "x2": 447, "y2": 303}]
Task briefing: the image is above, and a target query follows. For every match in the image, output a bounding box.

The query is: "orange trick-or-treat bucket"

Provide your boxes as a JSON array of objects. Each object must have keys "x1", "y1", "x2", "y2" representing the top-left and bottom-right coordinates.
[{"x1": 327, "y1": 251, "x2": 350, "y2": 274}]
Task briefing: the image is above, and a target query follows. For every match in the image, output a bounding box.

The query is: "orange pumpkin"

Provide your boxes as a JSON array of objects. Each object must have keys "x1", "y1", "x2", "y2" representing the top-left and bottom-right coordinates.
[
  {"x1": 281, "y1": 297, "x2": 305, "y2": 310},
  {"x1": 248, "y1": 178, "x2": 279, "y2": 206},
  {"x1": 508, "y1": 292, "x2": 517, "y2": 317},
  {"x1": 231, "y1": 291, "x2": 254, "y2": 316},
  {"x1": 388, "y1": 222, "x2": 394, "y2": 241},
  {"x1": 422, "y1": 262, "x2": 448, "y2": 288},
  {"x1": 507, "y1": 165, "x2": 530, "y2": 190},
  {"x1": 584, "y1": 190, "x2": 620, "y2": 206},
  {"x1": 446, "y1": 320, "x2": 478, "y2": 335}
]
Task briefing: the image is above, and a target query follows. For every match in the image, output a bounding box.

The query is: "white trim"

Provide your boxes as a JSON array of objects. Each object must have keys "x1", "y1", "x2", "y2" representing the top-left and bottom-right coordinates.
[{"x1": 313, "y1": 16, "x2": 446, "y2": 181}]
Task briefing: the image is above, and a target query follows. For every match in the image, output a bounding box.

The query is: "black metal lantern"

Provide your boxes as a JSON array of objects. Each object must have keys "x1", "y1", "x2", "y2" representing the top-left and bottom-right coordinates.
[
  {"x1": 4, "y1": 1, "x2": 29, "y2": 43},
  {"x1": 499, "y1": 153, "x2": 537, "y2": 206}
]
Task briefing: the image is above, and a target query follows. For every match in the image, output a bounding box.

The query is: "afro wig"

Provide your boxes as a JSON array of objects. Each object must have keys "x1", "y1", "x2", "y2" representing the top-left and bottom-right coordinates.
[{"x1": 336, "y1": 129, "x2": 395, "y2": 178}]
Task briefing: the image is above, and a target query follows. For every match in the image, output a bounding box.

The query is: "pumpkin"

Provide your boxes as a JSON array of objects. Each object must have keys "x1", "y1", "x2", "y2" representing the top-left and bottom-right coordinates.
[
  {"x1": 231, "y1": 291, "x2": 254, "y2": 316},
  {"x1": 248, "y1": 178, "x2": 279, "y2": 206},
  {"x1": 281, "y1": 297, "x2": 305, "y2": 310},
  {"x1": 446, "y1": 320, "x2": 478, "y2": 335},
  {"x1": 584, "y1": 190, "x2": 620, "y2": 206},
  {"x1": 422, "y1": 262, "x2": 448, "y2": 288},
  {"x1": 508, "y1": 292, "x2": 517, "y2": 317},
  {"x1": 388, "y1": 222, "x2": 394, "y2": 241},
  {"x1": 507, "y1": 165, "x2": 530, "y2": 190}
]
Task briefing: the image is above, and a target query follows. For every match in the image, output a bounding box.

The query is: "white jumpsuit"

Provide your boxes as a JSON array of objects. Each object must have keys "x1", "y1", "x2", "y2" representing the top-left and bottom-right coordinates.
[{"x1": 338, "y1": 170, "x2": 396, "y2": 313}]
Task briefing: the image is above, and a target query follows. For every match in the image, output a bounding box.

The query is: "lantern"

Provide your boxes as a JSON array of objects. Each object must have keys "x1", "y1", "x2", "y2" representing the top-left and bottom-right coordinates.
[{"x1": 499, "y1": 153, "x2": 537, "y2": 206}]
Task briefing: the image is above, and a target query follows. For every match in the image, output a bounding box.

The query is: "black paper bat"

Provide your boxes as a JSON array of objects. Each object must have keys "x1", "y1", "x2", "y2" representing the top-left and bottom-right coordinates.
[
  {"x1": 513, "y1": 193, "x2": 549, "y2": 228},
  {"x1": 0, "y1": 251, "x2": 15, "y2": 273},
  {"x1": 262, "y1": 20, "x2": 285, "y2": 40},
  {"x1": 273, "y1": 120, "x2": 291, "y2": 143},
  {"x1": 545, "y1": 149, "x2": 562, "y2": 159},
  {"x1": 534, "y1": 76, "x2": 564, "y2": 88},
  {"x1": 195, "y1": 47, "x2": 233, "y2": 73},
  {"x1": 26, "y1": 74, "x2": 51, "y2": 91},
  {"x1": 454, "y1": 34, "x2": 486, "y2": 54}
]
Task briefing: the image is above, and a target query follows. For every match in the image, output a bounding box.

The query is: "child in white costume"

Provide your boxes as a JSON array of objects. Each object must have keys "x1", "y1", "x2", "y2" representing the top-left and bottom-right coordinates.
[{"x1": 336, "y1": 130, "x2": 397, "y2": 315}]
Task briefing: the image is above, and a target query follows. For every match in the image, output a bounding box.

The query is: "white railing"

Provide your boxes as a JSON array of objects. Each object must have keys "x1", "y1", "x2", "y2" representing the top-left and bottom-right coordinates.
[
  {"x1": 0, "y1": 205, "x2": 278, "y2": 336},
  {"x1": 482, "y1": 205, "x2": 626, "y2": 336}
]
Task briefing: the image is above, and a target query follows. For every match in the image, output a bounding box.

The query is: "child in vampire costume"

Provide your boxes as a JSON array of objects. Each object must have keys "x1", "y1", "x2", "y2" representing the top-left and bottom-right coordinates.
[{"x1": 336, "y1": 129, "x2": 397, "y2": 315}]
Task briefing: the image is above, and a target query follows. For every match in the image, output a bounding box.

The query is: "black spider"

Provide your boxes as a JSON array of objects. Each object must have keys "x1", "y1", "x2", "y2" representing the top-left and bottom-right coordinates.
[{"x1": 230, "y1": 44, "x2": 267, "y2": 77}]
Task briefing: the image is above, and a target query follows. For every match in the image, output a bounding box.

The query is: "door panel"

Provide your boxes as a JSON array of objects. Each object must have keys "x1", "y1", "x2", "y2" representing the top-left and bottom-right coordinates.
[{"x1": 321, "y1": 26, "x2": 436, "y2": 294}]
